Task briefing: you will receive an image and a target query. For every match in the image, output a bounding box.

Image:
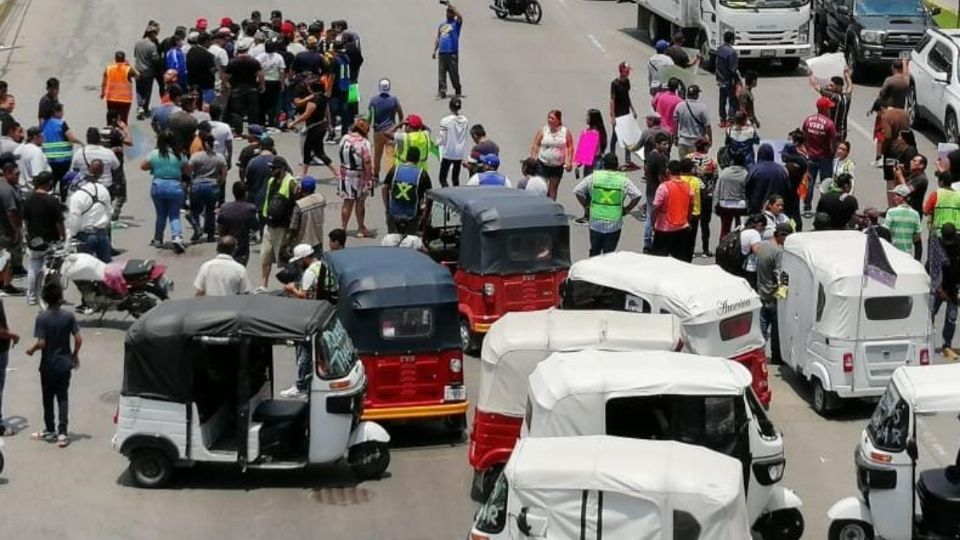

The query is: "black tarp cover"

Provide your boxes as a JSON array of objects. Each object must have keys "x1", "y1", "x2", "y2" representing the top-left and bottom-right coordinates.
[
  {"x1": 122, "y1": 295, "x2": 335, "y2": 403},
  {"x1": 427, "y1": 187, "x2": 571, "y2": 274}
]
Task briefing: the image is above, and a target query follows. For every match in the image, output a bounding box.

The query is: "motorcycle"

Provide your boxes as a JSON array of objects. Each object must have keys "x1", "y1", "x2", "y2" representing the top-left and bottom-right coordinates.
[
  {"x1": 39, "y1": 244, "x2": 172, "y2": 319},
  {"x1": 490, "y1": 0, "x2": 542, "y2": 24}
]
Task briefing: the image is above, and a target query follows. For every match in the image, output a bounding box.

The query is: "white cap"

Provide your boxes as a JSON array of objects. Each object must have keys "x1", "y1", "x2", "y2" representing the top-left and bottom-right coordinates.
[
  {"x1": 378, "y1": 78, "x2": 391, "y2": 93},
  {"x1": 236, "y1": 36, "x2": 254, "y2": 51},
  {"x1": 289, "y1": 243, "x2": 314, "y2": 263}
]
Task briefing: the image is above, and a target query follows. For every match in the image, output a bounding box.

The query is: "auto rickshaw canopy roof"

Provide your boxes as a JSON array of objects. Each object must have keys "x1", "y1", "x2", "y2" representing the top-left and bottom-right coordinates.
[
  {"x1": 123, "y1": 296, "x2": 336, "y2": 402},
  {"x1": 506, "y1": 436, "x2": 751, "y2": 539},
  {"x1": 323, "y1": 247, "x2": 458, "y2": 309},
  {"x1": 892, "y1": 364, "x2": 960, "y2": 414},
  {"x1": 427, "y1": 187, "x2": 569, "y2": 232}
]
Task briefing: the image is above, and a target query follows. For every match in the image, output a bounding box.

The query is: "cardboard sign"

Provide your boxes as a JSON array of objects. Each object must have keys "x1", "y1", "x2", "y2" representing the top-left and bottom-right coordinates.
[
  {"x1": 804, "y1": 52, "x2": 846, "y2": 87},
  {"x1": 614, "y1": 115, "x2": 641, "y2": 150},
  {"x1": 574, "y1": 130, "x2": 600, "y2": 166}
]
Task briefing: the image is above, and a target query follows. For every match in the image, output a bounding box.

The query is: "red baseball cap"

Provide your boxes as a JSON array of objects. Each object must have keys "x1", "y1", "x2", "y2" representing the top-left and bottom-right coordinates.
[
  {"x1": 195, "y1": 17, "x2": 208, "y2": 30},
  {"x1": 406, "y1": 114, "x2": 424, "y2": 130},
  {"x1": 220, "y1": 17, "x2": 233, "y2": 28},
  {"x1": 816, "y1": 96, "x2": 835, "y2": 110},
  {"x1": 281, "y1": 21, "x2": 295, "y2": 35}
]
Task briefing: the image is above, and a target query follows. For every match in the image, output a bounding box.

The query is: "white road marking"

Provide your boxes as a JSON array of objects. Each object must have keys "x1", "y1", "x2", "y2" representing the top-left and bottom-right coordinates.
[
  {"x1": 848, "y1": 119, "x2": 875, "y2": 143},
  {"x1": 587, "y1": 34, "x2": 609, "y2": 57}
]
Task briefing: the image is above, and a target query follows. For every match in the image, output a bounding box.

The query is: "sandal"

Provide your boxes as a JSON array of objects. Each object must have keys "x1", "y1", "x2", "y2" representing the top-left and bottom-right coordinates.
[
  {"x1": 31, "y1": 431, "x2": 55, "y2": 441},
  {"x1": 56, "y1": 434, "x2": 70, "y2": 448},
  {"x1": 356, "y1": 230, "x2": 373, "y2": 239}
]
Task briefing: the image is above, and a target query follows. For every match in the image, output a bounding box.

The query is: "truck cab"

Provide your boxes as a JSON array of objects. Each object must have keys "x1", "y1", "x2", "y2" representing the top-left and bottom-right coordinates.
[{"x1": 815, "y1": 0, "x2": 938, "y2": 81}]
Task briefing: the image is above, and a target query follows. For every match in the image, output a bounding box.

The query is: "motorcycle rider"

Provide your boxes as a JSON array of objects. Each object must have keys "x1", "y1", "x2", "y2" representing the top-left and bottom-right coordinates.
[{"x1": 66, "y1": 159, "x2": 114, "y2": 268}]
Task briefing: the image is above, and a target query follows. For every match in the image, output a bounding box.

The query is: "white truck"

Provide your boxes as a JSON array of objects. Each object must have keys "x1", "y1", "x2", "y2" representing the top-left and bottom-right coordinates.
[{"x1": 629, "y1": 0, "x2": 813, "y2": 71}]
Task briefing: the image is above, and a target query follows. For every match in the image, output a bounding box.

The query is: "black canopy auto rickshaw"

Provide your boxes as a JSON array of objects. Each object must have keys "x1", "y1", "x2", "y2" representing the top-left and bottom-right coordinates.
[
  {"x1": 421, "y1": 187, "x2": 571, "y2": 353},
  {"x1": 320, "y1": 247, "x2": 467, "y2": 433},
  {"x1": 113, "y1": 295, "x2": 389, "y2": 488}
]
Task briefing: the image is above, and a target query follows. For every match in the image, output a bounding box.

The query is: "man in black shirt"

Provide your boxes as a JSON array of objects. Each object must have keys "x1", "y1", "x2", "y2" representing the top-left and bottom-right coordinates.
[
  {"x1": 38, "y1": 78, "x2": 59, "y2": 126},
  {"x1": 808, "y1": 67, "x2": 853, "y2": 142},
  {"x1": 292, "y1": 37, "x2": 324, "y2": 76},
  {"x1": 22, "y1": 172, "x2": 63, "y2": 305},
  {"x1": 217, "y1": 181, "x2": 259, "y2": 266},
  {"x1": 186, "y1": 33, "x2": 217, "y2": 106},
  {"x1": 223, "y1": 39, "x2": 264, "y2": 134},
  {"x1": 644, "y1": 133, "x2": 671, "y2": 253},
  {"x1": 895, "y1": 153, "x2": 929, "y2": 216},
  {"x1": 609, "y1": 62, "x2": 637, "y2": 169},
  {"x1": 815, "y1": 173, "x2": 858, "y2": 230}
]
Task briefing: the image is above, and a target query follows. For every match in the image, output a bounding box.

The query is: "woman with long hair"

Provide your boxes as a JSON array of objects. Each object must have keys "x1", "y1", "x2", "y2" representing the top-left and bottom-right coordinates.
[
  {"x1": 140, "y1": 129, "x2": 191, "y2": 252},
  {"x1": 573, "y1": 109, "x2": 608, "y2": 223},
  {"x1": 188, "y1": 133, "x2": 227, "y2": 243},
  {"x1": 724, "y1": 111, "x2": 760, "y2": 167},
  {"x1": 338, "y1": 118, "x2": 374, "y2": 238},
  {"x1": 529, "y1": 109, "x2": 574, "y2": 200}
]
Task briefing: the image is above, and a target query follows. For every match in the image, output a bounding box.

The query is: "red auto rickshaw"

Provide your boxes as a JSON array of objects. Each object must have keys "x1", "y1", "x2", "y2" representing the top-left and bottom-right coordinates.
[
  {"x1": 320, "y1": 247, "x2": 467, "y2": 433},
  {"x1": 421, "y1": 187, "x2": 571, "y2": 353}
]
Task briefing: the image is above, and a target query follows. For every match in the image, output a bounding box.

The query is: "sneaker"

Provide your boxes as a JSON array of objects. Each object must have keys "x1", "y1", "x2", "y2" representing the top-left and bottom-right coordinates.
[
  {"x1": 279, "y1": 385, "x2": 306, "y2": 398},
  {"x1": 702, "y1": 250, "x2": 714, "y2": 258},
  {"x1": 574, "y1": 216, "x2": 589, "y2": 224},
  {"x1": 190, "y1": 230, "x2": 202, "y2": 243},
  {"x1": 76, "y1": 305, "x2": 96, "y2": 316},
  {"x1": 56, "y1": 434, "x2": 70, "y2": 448},
  {"x1": 26, "y1": 297, "x2": 37, "y2": 306},
  {"x1": 251, "y1": 286, "x2": 267, "y2": 295},
  {"x1": 172, "y1": 237, "x2": 186, "y2": 254},
  {"x1": 943, "y1": 347, "x2": 959, "y2": 361},
  {"x1": 1, "y1": 285, "x2": 24, "y2": 296},
  {"x1": 871, "y1": 158, "x2": 883, "y2": 168},
  {"x1": 149, "y1": 239, "x2": 163, "y2": 248}
]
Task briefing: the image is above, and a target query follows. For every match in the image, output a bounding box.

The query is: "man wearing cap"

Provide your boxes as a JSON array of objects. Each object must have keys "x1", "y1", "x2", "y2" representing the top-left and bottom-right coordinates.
[
  {"x1": 38, "y1": 78, "x2": 59, "y2": 127},
  {"x1": 467, "y1": 154, "x2": 512, "y2": 187},
  {"x1": 217, "y1": 182, "x2": 258, "y2": 266},
  {"x1": 259, "y1": 157, "x2": 298, "y2": 289},
  {"x1": 223, "y1": 38, "x2": 264, "y2": 134},
  {"x1": 647, "y1": 40, "x2": 674, "y2": 97},
  {"x1": 134, "y1": 27, "x2": 161, "y2": 119},
  {"x1": 368, "y1": 78, "x2": 404, "y2": 180},
  {"x1": 801, "y1": 97, "x2": 839, "y2": 214},
  {"x1": 280, "y1": 242, "x2": 325, "y2": 398},
  {"x1": 386, "y1": 115, "x2": 431, "y2": 172},
  {"x1": 884, "y1": 184, "x2": 922, "y2": 257},
  {"x1": 101, "y1": 51, "x2": 139, "y2": 124},
  {"x1": 755, "y1": 222, "x2": 791, "y2": 363},
  {"x1": 433, "y1": 3, "x2": 464, "y2": 99},
  {"x1": 609, "y1": 62, "x2": 638, "y2": 169},
  {"x1": 382, "y1": 147, "x2": 431, "y2": 234},
  {"x1": 194, "y1": 235, "x2": 251, "y2": 297},
  {"x1": 292, "y1": 36, "x2": 324, "y2": 77},
  {"x1": 574, "y1": 153, "x2": 642, "y2": 256},
  {"x1": 209, "y1": 30, "x2": 231, "y2": 92},
  {"x1": 287, "y1": 176, "x2": 326, "y2": 255},
  {"x1": 673, "y1": 84, "x2": 711, "y2": 158},
  {"x1": 715, "y1": 31, "x2": 739, "y2": 128},
  {"x1": 65, "y1": 159, "x2": 113, "y2": 266},
  {"x1": 17, "y1": 126, "x2": 49, "y2": 193}
]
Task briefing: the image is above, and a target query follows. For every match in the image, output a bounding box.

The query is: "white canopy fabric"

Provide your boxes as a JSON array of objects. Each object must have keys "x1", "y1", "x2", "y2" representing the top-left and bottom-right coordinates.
[
  {"x1": 477, "y1": 310, "x2": 682, "y2": 414},
  {"x1": 567, "y1": 251, "x2": 761, "y2": 325},
  {"x1": 506, "y1": 436, "x2": 752, "y2": 539},
  {"x1": 527, "y1": 350, "x2": 752, "y2": 436},
  {"x1": 893, "y1": 364, "x2": 960, "y2": 414},
  {"x1": 783, "y1": 231, "x2": 930, "y2": 298}
]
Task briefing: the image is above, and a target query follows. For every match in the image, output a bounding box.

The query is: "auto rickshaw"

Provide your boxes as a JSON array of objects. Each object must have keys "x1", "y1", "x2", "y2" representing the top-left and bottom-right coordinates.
[
  {"x1": 113, "y1": 295, "x2": 390, "y2": 488},
  {"x1": 421, "y1": 187, "x2": 571, "y2": 353},
  {"x1": 319, "y1": 247, "x2": 467, "y2": 433},
  {"x1": 469, "y1": 435, "x2": 753, "y2": 540},
  {"x1": 828, "y1": 364, "x2": 960, "y2": 540},
  {"x1": 522, "y1": 350, "x2": 804, "y2": 540},
  {"x1": 469, "y1": 308, "x2": 682, "y2": 501},
  {"x1": 562, "y1": 251, "x2": 772, "y2": 406}
]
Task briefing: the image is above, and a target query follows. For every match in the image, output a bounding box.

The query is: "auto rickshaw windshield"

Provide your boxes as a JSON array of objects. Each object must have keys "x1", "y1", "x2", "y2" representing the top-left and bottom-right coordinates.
[
  {"x1": 868, "y1": 384, "x2": 910, "y2": 453},
  {"x1": 317, "y1": 317, "x2": 358, "y2": 379}
]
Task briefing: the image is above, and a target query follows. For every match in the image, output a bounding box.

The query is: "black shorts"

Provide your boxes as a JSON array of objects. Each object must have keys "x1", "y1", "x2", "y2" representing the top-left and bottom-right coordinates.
[
  {"x1": 538, "y1": 161, "x2": 564, "y2": 180},
  {"x1": 882, "y1": 156, "x2": 897, "y2": 181}
]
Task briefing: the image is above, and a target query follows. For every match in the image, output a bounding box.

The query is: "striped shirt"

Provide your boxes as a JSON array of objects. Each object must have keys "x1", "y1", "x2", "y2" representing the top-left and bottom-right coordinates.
[{"x1": 883, "y1": 204, "x2": 921, "y2": 253}]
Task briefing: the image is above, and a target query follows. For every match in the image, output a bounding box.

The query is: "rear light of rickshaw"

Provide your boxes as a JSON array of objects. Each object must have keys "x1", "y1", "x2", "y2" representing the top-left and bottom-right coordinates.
[
  {"x1": 469, "y1": 533, "x2": 489, "y2": 540},
  {"x1": 919, "y1": 348, "x2": 930, "y2": 366},
  {"x1": 843, "y1": 352, "x2": 854, "y2": 373},
  {"x1": 483, "y1": 283, "x2": 495, "y2": 296},
  {"x1": 449, "y1": 356, "x2": 464, "y2": 384}
]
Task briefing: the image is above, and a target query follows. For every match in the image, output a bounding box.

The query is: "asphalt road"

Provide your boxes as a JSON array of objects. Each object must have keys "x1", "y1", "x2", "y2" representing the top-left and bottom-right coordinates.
[{"x1": 0, "y1": 0, "x2": 951, "y2": 538}]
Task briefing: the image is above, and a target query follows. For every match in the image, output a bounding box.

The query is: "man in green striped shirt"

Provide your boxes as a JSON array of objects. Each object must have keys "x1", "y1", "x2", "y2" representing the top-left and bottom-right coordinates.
[{"x1": 883, "y1": 185, "x2": 921, "y2": 259}]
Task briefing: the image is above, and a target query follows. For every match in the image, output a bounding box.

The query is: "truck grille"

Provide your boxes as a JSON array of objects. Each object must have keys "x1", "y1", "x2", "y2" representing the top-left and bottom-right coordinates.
[
  {"x1": 737, "y1": 30, "x2": 800, "y2": 45},
  {"x1": 885, "y1": 33, "x2": 923, "y2": 47}
]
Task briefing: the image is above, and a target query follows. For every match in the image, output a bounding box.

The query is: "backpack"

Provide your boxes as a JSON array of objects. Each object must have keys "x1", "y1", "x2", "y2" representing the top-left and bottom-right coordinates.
[
  {"x1": 715, "y1": 228, "x2": 745, "y2": 276},
  {"x1": 265, "y1": 179, "x2": 295, "y2": 228}
]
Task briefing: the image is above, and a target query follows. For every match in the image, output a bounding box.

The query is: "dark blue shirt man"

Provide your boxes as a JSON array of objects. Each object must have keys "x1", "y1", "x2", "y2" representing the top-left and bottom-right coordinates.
[
  {"x1": 432, "y1": 4, "x2": 463, "y2": 99},
  {"x1": 715, "y1": 31, "x2": 739, "y2": 127}
]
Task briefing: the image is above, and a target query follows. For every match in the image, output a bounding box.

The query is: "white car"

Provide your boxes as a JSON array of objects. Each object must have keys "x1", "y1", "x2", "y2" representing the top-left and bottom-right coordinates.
[{"x1": 909, "y1": 28, "x2": 960, "y2": 140}]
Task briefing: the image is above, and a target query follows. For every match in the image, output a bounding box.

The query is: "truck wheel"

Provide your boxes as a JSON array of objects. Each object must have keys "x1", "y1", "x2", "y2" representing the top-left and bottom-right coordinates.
[
  {"x1": 907, "y1": 84, "x2": 920, "y2": 127},
  {"x1": 947, "y1": 110, "x2": 959, "y2": 142},
  {"x1": 811, "y1": 378, "x2": 838, "y2": 416},
  {"x1": 130, "y1": 448, "x2": 173, "y2": 488},
  {"x1": 698, "y1": 32, "x2": 715, "y2": 72},
  {"x1": 755, "y1": 508, "x2": 804, "y2": 540},
  {"x1": 828, "y1": 520, "x2": 873, "y2": 540},
  {"x1": 844, "y1": 42, "x2": 864, "y2": 83},
  {"x1": 781, "y1": 58, "x2": 800, "y2": 72},
  {"x1": 349, "y1": 441, "x2": 390, "y2": 480},
  {"x1": 647, "y1": 11, "x2": 662, "y2": 45}
]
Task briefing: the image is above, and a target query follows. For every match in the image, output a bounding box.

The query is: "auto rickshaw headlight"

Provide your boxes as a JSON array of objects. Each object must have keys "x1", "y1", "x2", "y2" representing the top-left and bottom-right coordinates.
[
  {"x1": 483, "y1": 283, "x2": 495, "y2": 296},
  {"x1": 753, "y1": 459, "x2": 786, "y2": 485},
  {"x1": 450, "y1": 358, "x2": 463, "y2": 373}
]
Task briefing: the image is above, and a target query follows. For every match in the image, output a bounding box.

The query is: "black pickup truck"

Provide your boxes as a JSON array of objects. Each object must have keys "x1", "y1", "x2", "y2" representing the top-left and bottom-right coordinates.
[{"x1": 814, "y1": 0, "x2": 938, "y2": 81}]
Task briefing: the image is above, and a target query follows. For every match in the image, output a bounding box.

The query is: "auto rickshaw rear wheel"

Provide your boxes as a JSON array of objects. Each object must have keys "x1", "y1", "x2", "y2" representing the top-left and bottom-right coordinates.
[
  {"x1": 349, "y1": 441, "x2": 390, "y2": 480},
  {"x1": 828, "y1": 520, "x2": 873, "y2": 540},
  {"x1": 811, "y1": 378, "x2": 838, "y2": 417},
  {"x1": 444, "y1": 413, "x2": 467, "y2": 436},
  {"x1": 0, "y1": 449, "x2": 5, "y2": 476},
  {"x1": 754, "y1": 508, "x2": 804, "y2": 540},
  {"x1": 460, "y1": 317, "x2": 479, "y2": 355},
  {"x1": 129, "y1": 448, "x2": 173, "y2": 488}
]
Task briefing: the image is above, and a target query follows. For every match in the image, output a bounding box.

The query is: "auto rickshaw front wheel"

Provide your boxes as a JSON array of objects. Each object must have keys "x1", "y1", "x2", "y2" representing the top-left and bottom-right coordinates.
[
  {"x1": 349, "y1": 441, "x2": 390, "y2": 480},
  {"x1": 754, "y1": 508, "x2": 804, "y2": 540},
  {"x1": 459, "y1": 317, "x2": 480, "y2": 355},
  {"x1": 828, "y1": 520, "x2": 873, "y2": 540},
  {"x1": 129, "y1": 448, "x2": 174, "y2": 489}
]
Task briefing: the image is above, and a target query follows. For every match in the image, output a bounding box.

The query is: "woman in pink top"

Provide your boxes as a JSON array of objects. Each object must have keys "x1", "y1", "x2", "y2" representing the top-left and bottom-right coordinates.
[{"x1": 652, "y1": 78, "x2": 684, "y2": 135}]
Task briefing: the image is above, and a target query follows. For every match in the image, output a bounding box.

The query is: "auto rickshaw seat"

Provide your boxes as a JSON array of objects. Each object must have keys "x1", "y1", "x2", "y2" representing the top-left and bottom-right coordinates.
[
  {"x1": 918, "y1": 467, "x2": 960, "y2": 535},
  {"x1": 122, "y1": 259, "x2": 155, "y2": 279},
  {"x1": 253, "y1": 399, "x2": 308, "y2": 423}
]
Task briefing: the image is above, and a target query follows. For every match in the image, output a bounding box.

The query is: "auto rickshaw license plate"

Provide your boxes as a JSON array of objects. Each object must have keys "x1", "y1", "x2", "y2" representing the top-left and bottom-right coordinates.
[{"x1": 444, "y1": 385, "x2": 466, "y2": 401}]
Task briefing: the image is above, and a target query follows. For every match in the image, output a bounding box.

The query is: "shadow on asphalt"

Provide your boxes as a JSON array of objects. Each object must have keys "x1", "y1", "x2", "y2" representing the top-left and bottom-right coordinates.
[
  {"x1": 385, "y1": 421, "x2": 467, "y2": 451},
  {"x1": 773, "y1": 363, "x2": 875, "y2": 421},
  {"x1": 77, "y1": 317, "x2": 135, "y2": 331}
]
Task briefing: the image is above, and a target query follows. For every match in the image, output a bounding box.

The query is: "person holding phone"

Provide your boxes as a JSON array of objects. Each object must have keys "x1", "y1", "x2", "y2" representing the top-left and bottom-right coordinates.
[{"x1": 433, "y1": 3, "x2": 463, "y2": 99}]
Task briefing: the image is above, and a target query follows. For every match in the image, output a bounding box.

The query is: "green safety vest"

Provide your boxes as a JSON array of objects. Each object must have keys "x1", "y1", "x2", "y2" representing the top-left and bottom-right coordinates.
[
  {"x1": 933, "y1": 188, "x2": 960, "y2": 233},
  {"x1": 590, "y1": 170, "x2": 627, "y2": 222},
  {"x1": 395, "y1": 131, "x2": 430, "y2": 171},
  {"x1": 261, "y1": 174, "x2": 296, "y2": 218}
]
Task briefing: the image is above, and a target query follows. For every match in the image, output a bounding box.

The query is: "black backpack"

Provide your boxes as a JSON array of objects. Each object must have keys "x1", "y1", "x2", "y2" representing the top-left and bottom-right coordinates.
[
  {"x1": 715, "y1": 228, "x2": 745, "y2": 276},
  {"x1": 265, "y1": 179, "x2": 295, "y2": 228}
]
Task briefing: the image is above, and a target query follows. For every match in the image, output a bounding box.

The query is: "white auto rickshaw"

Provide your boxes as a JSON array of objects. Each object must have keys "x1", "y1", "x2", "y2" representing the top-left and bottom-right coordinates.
[
  {"x1": 470, "y1": 309, "x2": 682, "y2": 500},
  {"x1": 113, "y1": 296, "x2": 390, "y2": 488},
  {"x1": 562, "y1": 251, "x2": 771, "y2": 406},
  {"x1": 522, "y1": 350, "x2": 804, "y2": 540},
  {"x1": 828, "y1": 364, "x2": 960, "y2": 540},
  {"x1": 779, "y1": 231, "x2": 932, "y2": 415},
  {"x1": 469, "y1": 435, "x2": 753, "y2": 540}
]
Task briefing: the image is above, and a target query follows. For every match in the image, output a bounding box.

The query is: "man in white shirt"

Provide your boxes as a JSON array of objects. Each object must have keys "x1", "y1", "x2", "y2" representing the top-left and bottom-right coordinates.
[
  {"x1": 70, "y1": 127, "x2": 120, "y2": 189},
  {"x1": 438, "y1": 97, "x2": 468, "y2": 187},
  {"x1": 648, "y1": 40, "x2": 676, "y2": 96},
  {"x1": 517, "y1": 157, "x2": 549, "y2": 196},
  {"x1": 17, "y1": 126, "x2": 50, "y2": 193},
  {"x1": 280, "y1": 243, "x2": 324, "y2": 398},
  {"x1": 466, "y1": 154, "x2": 512, "y2": 187},
  {"x1": 66, "y1": 160, "x2": 113, "y2": 263},
  {"x1": 209, "y1": 29, "x2": 231, "y2": 93},
  {"x1": 194, "y1": 236, "x2": 252, "y2": 296}
]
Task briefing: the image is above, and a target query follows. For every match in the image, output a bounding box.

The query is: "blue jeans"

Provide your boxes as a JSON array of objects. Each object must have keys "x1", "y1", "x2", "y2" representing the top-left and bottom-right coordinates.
[
  {"x1": 0, "y1": 350, "x2": 7, "y2": 428},
  {"x1": 609, "y1": 130, "x2": 633, "y2": 164},
  {"x1": 190, "y1": 182, "x2": 219, "y2": 237},
  {"x1": 760, "y1": 300, "x2": 782, "y2": 363},
  {"x1": 295, "y1": 342, "x2": 312, "y2": 392},
  {"x1": 589, "y1": 228, "x2": 622, "y2": 257},
  {"x1": 151, "y1": 179, "x2": 184, "y2": 242},
  {"x1": 200, "y1": 88, "x2": 215, "y2": 106},
  {"x1": 643, "y1": 199, "x2": 654, "y2": 251},
  {"x1": 932, "y1": 294, "x2": 958, "y2": 348},
  {"x1": 805, "y1": 157, "x2": 833, "y2": 207},
  {"x1": 76, "y1": 229, "x2": 112, "y2": 263},
  {"x1": 718, "y1": 81, "x2": 738, "y2": 123}
]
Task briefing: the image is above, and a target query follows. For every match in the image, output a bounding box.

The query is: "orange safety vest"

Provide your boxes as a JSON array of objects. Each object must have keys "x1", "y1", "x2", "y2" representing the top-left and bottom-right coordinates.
[{"x1": 104, "y1": 63, "x2": 134, "y2": 103}]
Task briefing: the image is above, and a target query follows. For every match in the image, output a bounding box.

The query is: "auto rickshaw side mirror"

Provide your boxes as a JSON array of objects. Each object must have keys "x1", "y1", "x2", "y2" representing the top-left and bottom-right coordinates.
[
  {"x1": 517, "y1": 507, "x2": 548, "y2": 537},
  {"x1": 906, "y1": 438, "x2": 918, "y2": 462}
]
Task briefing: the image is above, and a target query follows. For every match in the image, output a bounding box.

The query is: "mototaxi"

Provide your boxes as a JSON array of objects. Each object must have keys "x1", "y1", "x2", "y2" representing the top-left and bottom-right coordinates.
[
  {"x1": 421, "y1": 187, "x2": 571, "y2": 352},
  {"x1": 319, "y1": 247, "x2": 467, "y2": 432},
  {"x1": 469, "y1": 435, "x2": 753, "y2": 540},
  {"x1": 827, "y1": 364, "x2": 960, "y2": 540},
  {"x1": 113, "y1": 295, "x2": 390, "y2": 488},
  {"x1": 470, "y1": 308, "x2": 682, "y2": 500},
  {"x1": 561, "y1": 251, "x2": 772, "y2": 406},
  {"x1": 522, "y1": 350, "x2": 804, "y2": 540}
]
